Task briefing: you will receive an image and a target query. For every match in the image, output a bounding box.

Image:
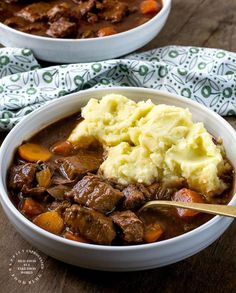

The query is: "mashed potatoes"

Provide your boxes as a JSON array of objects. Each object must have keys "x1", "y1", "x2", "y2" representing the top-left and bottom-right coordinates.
[{"x1": 68, "y1": 94, "x2": 227, "y2": 197}]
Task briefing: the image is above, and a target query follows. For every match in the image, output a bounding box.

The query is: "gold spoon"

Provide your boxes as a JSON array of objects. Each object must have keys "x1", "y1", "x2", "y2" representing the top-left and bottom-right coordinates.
[{"x1": 139, "y1": 200, "x2": 236, "y2": 218}]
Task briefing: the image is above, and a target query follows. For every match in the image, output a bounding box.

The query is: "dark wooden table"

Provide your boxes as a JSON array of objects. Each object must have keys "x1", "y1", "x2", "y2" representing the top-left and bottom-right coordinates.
[{"x1": 1, "y1": 0, "x2": 236, "y2": 292}]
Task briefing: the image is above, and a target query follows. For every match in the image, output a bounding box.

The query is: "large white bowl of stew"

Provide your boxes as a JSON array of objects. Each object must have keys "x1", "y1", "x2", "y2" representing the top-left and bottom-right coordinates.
[
  {"x1": 0, "y1": 87, "x2": 236, "y2": 271},
  {"x1": 0, "y1": 0, "x2": 171, "y2": 63}
]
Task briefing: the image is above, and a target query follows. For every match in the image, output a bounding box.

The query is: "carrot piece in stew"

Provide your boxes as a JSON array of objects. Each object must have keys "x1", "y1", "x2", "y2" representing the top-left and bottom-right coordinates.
[
  {"x1": 18, "y1": 143, "x2": 52, "y2": 162},
  {"x1": 97, "y1": 26, "x2": 117, "y2": 37},
  {"x1": 172, "y1": 188, "x2": 205, "y2": 218},
  {"x1": 140, "y1": 0, "x2": 161, "y2": 14},
  {"x1": 143, "y1": 223, "x2": 163, "y2": 243},
  {"x1": 21, "y1": 198, "x2": 44, "y2": 218},
  {"x1": 64, "y1": 231, "x2": 88, "y2": 243},
  {"x1": 51, "y1": 141, "x2": 74, "y2": 156},
  {"x1": 33, "y1": 211, "x2": 64, "y2": 234}
]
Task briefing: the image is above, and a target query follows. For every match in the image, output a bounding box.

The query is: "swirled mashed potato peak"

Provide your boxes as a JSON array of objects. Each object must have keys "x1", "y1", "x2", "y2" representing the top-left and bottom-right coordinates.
[
  {"x1": 69, "y1": 94, "x2": 153, "y2": 147},
  {"x1": 68, "y1": 94, "x2": 227, "y2": 197}
]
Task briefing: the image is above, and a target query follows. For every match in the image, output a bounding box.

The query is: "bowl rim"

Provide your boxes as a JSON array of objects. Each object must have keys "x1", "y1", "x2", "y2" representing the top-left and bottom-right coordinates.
[
  {"x1": 0, "y1": 86, "x2": 235, "y2": 252},
  {"x1": 0, "y1": 0, "x2": 171, "y2": 43}
]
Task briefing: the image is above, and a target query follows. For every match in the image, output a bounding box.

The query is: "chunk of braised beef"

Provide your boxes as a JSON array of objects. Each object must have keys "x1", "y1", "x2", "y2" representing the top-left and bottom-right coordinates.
[
  {"x1": 123, "y1": 182, "x2": 160, "y2": 210},
  {"x1": 123, "y1": 182, "x2": 175, "y2": 210},
  {"x1": 3, "y1": 0, "x2": 17, "y2": 3},
  {"x1": 123, "y1": 184, "x2": 145, "y2": 210},
  {"x1": 98, "y1": 1, "x2": 128, "y2": 23},
  {"x1": 49, "y1": 200, "x2": 71, "y2": 213},
  {"x1": 15, "y1": 3, "x2": 51, "y2": 22},
  {"x1": 47, "y1": 185, "x2": 71, "y2": 200},
  {"x1": 51, "y1": 176, "x2": 75, "y2": 186},
  {"x1": 56, "y1": 157, "x2": 81, "y2": 180},
  {"x1": 106, "y1": 177, "x2": 125, "y2": 191},
  {"x1": 21, "y1": 185, "x2": 46, "y2": 200},
  {"x1": 46, "y1": 17, "x2": 77, "y2": 38},
  {"x1": 56, "y1": 150, "x2": 103, "y2": 180},
  {"x1": 75, "y1": 0, "x2": 95, "y2": 16},
  {"x1": 155, "y1": 186, "x2": 175, "y2": 201},
  {"x1": 66, "y1": 174, "x2": 124, "y2": 214},
  {"x1": 64, "y1": 204, "x2": 116, "y2": 245},
  {"x1": 111, "y1": 210, "x2": 144, "y2": 243},
  {"x1": 21, "y1": 22, "x2": 48, "y2": 34},
  {"x1": 47, "y1": 3, "x2": 72, "y2": 22},
  {"x1": 4, "y1": 16, "x2": 28, "y2": 29},
  {"x1": 141, "y1": 182, "x2": 160, "y2": 199},
  {"x1": 4, "y1": 0, "x2": 27, "y2": 2},
  {"x1": 9, "y1": 163, "x2": 36, "y2": 191}
]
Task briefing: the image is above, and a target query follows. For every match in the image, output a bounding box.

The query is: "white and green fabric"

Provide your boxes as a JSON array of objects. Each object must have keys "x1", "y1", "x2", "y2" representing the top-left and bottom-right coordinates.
[{"x1": 0, "y1": 45, "x2": 236, "y2": 130}]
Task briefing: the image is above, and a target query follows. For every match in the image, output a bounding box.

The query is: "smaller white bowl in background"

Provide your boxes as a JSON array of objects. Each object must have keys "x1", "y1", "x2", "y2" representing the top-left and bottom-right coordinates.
[
  {"x1": 0, "y1": 87, "x2": 236, "y2": 271},
  {"x1": 0, "y1": 0, "x2": 171, "y2": 63}
]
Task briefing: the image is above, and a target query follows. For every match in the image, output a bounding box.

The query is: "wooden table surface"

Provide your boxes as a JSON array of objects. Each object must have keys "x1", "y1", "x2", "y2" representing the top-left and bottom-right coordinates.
[{"x1": 1, "y1": 0, "x2": 236, "y2": 292}]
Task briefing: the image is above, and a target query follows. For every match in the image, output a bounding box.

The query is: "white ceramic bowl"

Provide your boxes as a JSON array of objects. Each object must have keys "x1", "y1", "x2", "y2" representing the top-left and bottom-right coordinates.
[
  {"x1": 0, "y1": 87, "x2": 236, "y2": 271},
  {"x1": 0, "y1": 0, "x2": 171, "y2": 63}
]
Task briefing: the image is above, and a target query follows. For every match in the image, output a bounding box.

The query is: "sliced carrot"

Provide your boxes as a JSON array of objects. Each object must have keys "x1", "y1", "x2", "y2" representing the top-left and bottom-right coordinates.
[
  {"x1": 36, "y1": 168, "x2": 52, "y2": 188},
  {"x1": 97, "y1": 26, "x2": 117, "y2": 37},
  {"x1": 51, "y1": 141, "x2": 74, "y2": 156},
  {"x1": 140, "y1": 0, "x2": 161, "y2": 14},
  {"x1": 33, "y1": 211, "x2": 64, "y2": 235},
  {"x1": 18, "y1": 143, "x2": 52, "y2": 162},
  {"x1": 21, "y1": 198, "x2": 44, "y2": 218},
  {"x1": 64, "y1": 231, "x2": 88, "y2": 243},
  {"x1": 172, "y1": 188, "x2": 205, "y2": 218},
  {"x1": 143, "y1": 223, "x2": 163, "y2": 243}
]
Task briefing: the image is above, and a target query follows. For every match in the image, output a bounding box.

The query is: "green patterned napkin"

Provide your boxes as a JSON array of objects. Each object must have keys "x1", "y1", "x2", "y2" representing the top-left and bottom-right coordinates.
[{"x1": 0, "y1": 46, "x2": 236, "y2": 130}]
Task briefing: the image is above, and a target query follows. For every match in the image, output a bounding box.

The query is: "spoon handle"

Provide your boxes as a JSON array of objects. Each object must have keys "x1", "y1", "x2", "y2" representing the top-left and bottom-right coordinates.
[{"x1": 140, "y1": 200, "x2": 236, "y2": 218}]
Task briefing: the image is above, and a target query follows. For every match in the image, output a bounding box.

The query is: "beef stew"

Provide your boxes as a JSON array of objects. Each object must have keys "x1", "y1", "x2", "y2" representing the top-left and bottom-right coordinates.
[
  {"x1": 1, "y1": 0, "x2": 163, "y2": 38},
  {"x1": 7, "y1": 112, "x2": 234, "y2": 246}
]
